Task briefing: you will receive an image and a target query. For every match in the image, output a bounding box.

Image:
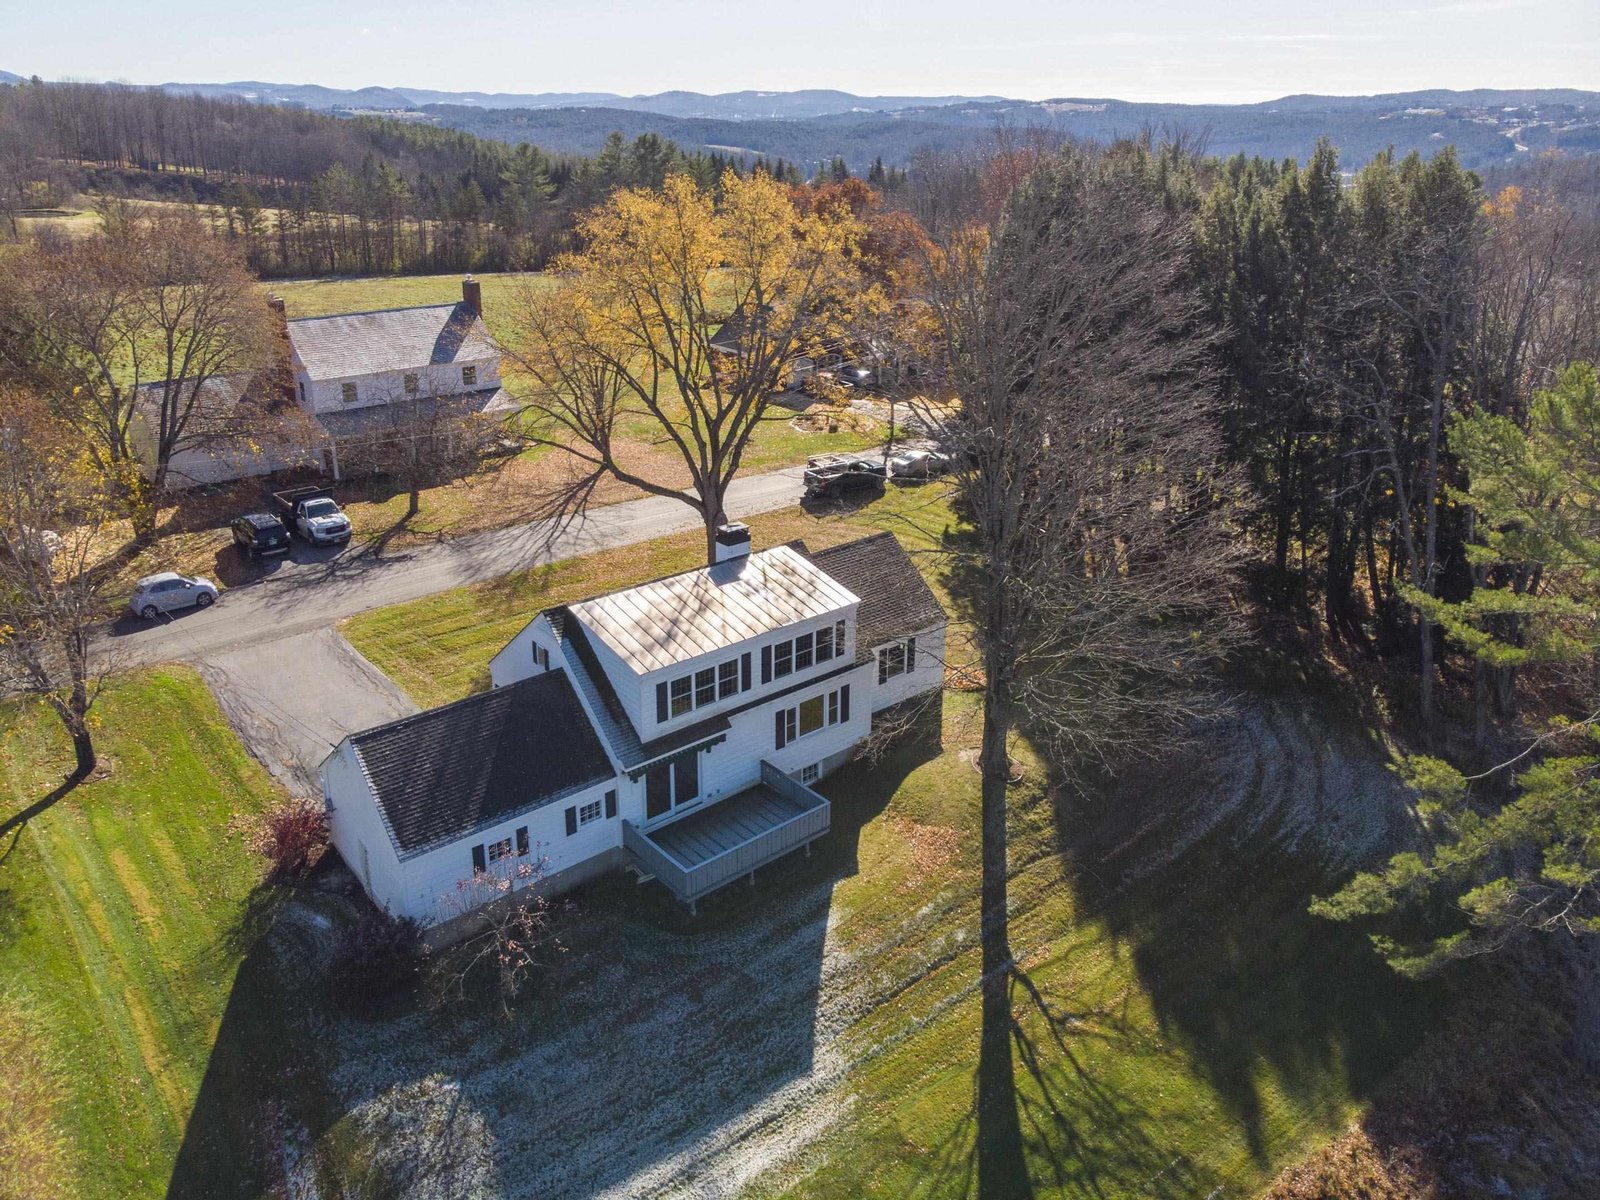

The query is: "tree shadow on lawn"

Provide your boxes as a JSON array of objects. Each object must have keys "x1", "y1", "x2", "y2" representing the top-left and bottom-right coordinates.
[
  {"x1": 1048, "y1": 716, "x2": 1438, "y2": 1172},
  {"x1": 168, "y1": 722, "x2": 941, "y2": 1199}
]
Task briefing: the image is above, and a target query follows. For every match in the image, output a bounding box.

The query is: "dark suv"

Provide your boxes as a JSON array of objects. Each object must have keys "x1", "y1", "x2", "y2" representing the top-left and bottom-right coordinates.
[
  {"x1": 231, "y1": 512, "x2": 292, "y2": 559},
  {"x1": 804, "y1": 462, "x2": 887, "y2": 500}
]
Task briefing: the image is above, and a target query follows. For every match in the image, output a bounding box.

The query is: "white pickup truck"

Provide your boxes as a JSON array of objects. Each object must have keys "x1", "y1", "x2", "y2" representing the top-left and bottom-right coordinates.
[{"x1": 272, "y1": 486, "x2": 353, "y2": 546}]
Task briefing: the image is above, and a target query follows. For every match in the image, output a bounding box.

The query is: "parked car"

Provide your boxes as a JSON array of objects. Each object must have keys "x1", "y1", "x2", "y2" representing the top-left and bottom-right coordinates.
[
  {"x1": 230, "y1": 512, "x2": 292, "y2": 559},
  {"x1": 804, "y1": 461, "x2": 887, "y2": 500},
  {"x1": 272, "y1": 486, "x2": 352, "y2": 546},
  {"x1": 129, "y1": 572, "x2": 218, "y2": 620},
  {"x1": 887, "y1": 448, "x2": 953, "y2": 480},
  {"x1": 835, "y1": 363, "x2": 876, "y2": 389}
]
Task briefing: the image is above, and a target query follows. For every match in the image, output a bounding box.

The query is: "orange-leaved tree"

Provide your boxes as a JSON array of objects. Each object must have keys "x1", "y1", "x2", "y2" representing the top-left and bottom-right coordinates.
[{"x1": 507, "y1": 170, "x2": 864, "y2": 564}]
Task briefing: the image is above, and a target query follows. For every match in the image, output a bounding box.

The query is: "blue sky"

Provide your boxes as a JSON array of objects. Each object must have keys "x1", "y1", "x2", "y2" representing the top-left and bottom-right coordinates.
[{"x1": 11, "y1": 0, "x2": 1597, "y2": 102}]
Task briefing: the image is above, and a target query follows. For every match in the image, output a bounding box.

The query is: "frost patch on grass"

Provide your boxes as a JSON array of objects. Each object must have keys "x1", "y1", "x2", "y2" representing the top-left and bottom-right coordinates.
[
  {"x1": 311, "y1": 866, "x2": 975, "y2": 1199},
  {"x1": 339, "y1": 1076, "x2": 502, "y2": 1200}
]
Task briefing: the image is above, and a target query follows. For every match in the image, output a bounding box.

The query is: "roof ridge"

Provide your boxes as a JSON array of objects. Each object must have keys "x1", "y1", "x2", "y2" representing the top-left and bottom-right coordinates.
[
  {"x1": 347, "y1": 674, "x2": 528, "y2": 744},
  {"x1": 287, "y1": 301, "x2": 470, "y2": 323}
]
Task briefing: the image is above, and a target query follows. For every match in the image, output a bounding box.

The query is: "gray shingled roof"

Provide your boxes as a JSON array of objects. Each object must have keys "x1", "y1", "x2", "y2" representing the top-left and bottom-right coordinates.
[
  {"x1": 287, "y1": 302, "x2": 496, "y2": 381},
  {"x1": 805, "y1": 532, "x2": 946, "y2": 661},
  {"x1": 313, "y1": 387, "x2": 516, "y2": 441},
  {"x1": 349, "y1": 672, "x2": 613, "y2": 858}
]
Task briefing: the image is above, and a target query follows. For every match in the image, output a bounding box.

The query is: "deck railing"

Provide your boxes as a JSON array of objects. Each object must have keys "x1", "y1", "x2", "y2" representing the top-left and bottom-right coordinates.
[{"x1": 624, "y1": 763, "x2": 830, "y2": 905}]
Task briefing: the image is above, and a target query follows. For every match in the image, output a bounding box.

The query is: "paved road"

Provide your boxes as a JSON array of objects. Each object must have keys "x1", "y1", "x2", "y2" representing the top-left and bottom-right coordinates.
[
  {"x1": 198, "y1": 629, "x2": 418, "y2": 793},
  {"x1": 106, "y1": 463, "x2": 813, "y2": 668}
]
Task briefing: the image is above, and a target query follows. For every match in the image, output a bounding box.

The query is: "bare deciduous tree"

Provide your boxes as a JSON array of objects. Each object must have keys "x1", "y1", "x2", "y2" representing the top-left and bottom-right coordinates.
[
  {"x1": 338, "y1": 387, "x2": 509, "y2": 528},
  {"x1": 916, "y1": 143, "x2": 1239, "y2": 1195},
  {"x1": 0, "y1": 210, "x2": 274, "y2": 535},
  {"x1": 0, "y1": 390, "x2": 120, "y2": 779},
  {"x1": 433, "y1": 861, "x2": 563, "y2": 1016}
]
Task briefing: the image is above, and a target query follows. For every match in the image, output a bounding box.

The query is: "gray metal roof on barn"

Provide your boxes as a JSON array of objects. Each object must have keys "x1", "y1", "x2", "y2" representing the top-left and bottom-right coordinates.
[
  {"x1": 286, "y1": 302, "x2": 496, "y2": 381},
  {"x1": 349, "y1": 672, "x2": 612, "y2": 858},
  {"x1": 568, "y1": 543, "x2": 859, "y2": 675}
]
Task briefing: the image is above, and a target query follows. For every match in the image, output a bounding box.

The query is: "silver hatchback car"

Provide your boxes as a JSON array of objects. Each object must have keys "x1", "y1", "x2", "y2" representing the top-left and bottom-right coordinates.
[{"x1": 129, "y1": 572, "x2": 218, "y2": 620}]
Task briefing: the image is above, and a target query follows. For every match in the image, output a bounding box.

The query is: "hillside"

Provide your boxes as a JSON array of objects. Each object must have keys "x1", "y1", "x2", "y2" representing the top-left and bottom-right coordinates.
[
  {"x1": 424, "y1": 88, "x2": 1600, "y2": 170},
  {"x1": 7, "y1": 71, "x2": 1596, "y2": 169}
]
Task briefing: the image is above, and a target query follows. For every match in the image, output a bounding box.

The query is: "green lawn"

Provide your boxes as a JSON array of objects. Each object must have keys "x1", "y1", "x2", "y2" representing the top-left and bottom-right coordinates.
[{"x1": 0, "y1": 669, "x2": 289, "y2": 1199}]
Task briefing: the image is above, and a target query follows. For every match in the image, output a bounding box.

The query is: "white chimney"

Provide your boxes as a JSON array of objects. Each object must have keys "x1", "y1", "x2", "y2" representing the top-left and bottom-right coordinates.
[{"x1": 714, "y1": 522, "x2": 751, "y2": 564}]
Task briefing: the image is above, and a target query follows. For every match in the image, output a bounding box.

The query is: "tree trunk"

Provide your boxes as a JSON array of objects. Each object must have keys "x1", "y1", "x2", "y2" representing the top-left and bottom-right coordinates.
[
  {"x1": 701, "y1": 485, "x2": 729, "y2": 567},
  {"x1": 407, "y1": 483, "x2": 420, "y2": 520},
  {"x1": 71, "y1": 726, "x2": 96, "y2": 779},
  {"x1": 975, "y1": 661, "x2": 1028, "y2": 1198}
]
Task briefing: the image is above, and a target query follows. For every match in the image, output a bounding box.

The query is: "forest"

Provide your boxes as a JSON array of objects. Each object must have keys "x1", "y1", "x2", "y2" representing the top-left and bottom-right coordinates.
[{"x1": 0, "y1": 80, "x2": 827, "y2": 275}]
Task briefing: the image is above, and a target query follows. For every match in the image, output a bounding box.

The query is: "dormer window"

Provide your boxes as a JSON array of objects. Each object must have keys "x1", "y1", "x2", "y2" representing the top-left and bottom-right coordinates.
[
  {"x1": 462, "y1": 365, "x2": 477, "y2": 387},
  {"x1": 404, "y1": 373, "x2": 419, "y2": 394},
  {"x1": 656, "y1": 653, "x2": 752, "y2": 723},
  {"x1": 341, "y1": 382, "x2": 357, "y2": 404}
]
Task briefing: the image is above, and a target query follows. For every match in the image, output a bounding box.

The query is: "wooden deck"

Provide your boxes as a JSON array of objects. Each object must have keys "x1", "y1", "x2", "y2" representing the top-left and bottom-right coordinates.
[
  {"x1": 649, "y1": 787, "x2": 810, "y2": 867},
  {"x1": 623, "y1": 762, "x2": 831, "y2": 907}
]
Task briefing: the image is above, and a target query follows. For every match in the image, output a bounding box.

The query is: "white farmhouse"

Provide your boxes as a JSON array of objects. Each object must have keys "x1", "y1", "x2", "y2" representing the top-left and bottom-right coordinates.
[
  {"x1": 135, "y1": 278, "x2": 512, "y2": 486},
  {"x1": 321, "y1": 526, "x2": 946, "y2": 921}
]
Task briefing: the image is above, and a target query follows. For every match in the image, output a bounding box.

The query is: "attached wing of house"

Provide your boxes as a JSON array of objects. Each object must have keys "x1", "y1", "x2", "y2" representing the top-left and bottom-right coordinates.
[{"x1": 323, "y1": 525, "x2": 946, "y2": 922}]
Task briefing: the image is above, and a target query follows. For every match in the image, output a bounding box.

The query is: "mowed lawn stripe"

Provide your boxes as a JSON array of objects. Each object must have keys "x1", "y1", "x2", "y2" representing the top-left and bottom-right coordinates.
[{"x1": 0, "y1": 668, "x2": 286, "y2": 1199}]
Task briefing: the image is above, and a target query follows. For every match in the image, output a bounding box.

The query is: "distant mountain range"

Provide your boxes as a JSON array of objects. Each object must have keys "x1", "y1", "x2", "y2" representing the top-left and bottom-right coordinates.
[
  {"x1": 4, "y1": 72, "x2": 1597, "y2": 171},
  {"x1": 148, "y1": 80, "x2": 1010, "y2": 121}
]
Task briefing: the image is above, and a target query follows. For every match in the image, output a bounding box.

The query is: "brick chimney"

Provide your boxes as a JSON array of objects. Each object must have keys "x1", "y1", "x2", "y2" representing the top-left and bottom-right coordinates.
[
  {"x1": 266, "y1": 295, "x2": 295, "y2": 404},
  {"x1": 462, "y1": 275, "x2": 482, "y2": 317}
]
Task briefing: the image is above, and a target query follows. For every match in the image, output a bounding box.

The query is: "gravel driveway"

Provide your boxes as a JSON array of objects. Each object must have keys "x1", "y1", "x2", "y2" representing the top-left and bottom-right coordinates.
[{"x1": 198, "y1": 628, "x2": 418, "y2": 794}]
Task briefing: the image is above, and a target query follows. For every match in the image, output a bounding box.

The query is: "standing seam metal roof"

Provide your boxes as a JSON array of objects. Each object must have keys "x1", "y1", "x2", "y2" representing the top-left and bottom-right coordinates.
[{"x1": 568, "y1": 544, "x2": 859, "y2": 675}]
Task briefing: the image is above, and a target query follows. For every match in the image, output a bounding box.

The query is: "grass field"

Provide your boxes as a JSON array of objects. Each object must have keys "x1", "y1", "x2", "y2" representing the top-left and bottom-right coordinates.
[{"x1": 0, "y1": 669, "x2": 289, "y2": 1200}]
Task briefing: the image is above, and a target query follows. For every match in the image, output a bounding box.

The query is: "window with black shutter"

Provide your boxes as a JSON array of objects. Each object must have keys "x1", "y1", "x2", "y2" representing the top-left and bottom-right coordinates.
[
  {"x1": 564, "y1": 806, "x2": 578, "y2": 836},
  {"x1": 604, "y1": 789, "x2": 618, "y2": 818},
  {"x1": 516, "y1": 827, "x2": 530, "y2": 856},
  {"x1": 775, "y1": 708, "x2": 787, "y2": 749},
  {"x1": 907, "y1": 636, "x2": 917, "y2": 671},
  {"x1": 656, "y1": 681, "x2": 668, "y2": 722},
  {"x1": 841, "y1": 684, "x2": 851, "y2": 722},
  {"x1": 471, "y1": 844, "x2": 487, "y2": 873},
  {"x1": 761, "y1": 645, "x2": 772, "y2": 683},
  {"x1": 741, "y1": 651, "x2": 752, "y2": 691}
]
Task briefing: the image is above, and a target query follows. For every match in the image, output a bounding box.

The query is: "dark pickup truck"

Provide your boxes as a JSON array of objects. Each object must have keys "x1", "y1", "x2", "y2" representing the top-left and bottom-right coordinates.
[
  {"x1": 272, "y1": 486, "x2": 353, "y2": 546},
  {"x1": 803, "y1": 456, "x2": 887, "y2": 500}
]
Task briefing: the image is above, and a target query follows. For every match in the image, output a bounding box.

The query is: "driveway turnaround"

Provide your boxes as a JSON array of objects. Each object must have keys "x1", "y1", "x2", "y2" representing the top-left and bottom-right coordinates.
[
  {"x1": 197, "y1": 628, "x2": 418, "y2": 794},
  {"x1": 106, "y1": 463, "x2": 813, "y2": 669}
]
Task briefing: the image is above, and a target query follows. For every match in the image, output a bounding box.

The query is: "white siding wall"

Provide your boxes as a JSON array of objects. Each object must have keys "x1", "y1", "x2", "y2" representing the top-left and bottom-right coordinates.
[
  {"x1": 296, "y1": 358, "x2": 502, "y2": 415},
  {"x1": 322, "y1": 742, "x2": 408, "y2": 916},
  {"x1": 130, "y1": 412, "x2": 322, "y2": 489},
  {"x1": 488, "y1": 615, "x2": 558, "y2": 689},
  {"x1": 398, "y1": 778, "x2": 620, "y2": 924},
  {"x1": 867, "y1": 624, "x2": 947, "y2": 712},
  {"x1": 633, "y1": 665, "x2": 873, "y2": 831},
  {"x1": 638, "y1": 604, "x2": 858, "y2": 738}
]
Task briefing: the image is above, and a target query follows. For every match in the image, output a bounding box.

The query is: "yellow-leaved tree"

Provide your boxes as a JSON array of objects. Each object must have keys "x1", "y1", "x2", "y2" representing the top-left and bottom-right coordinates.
[{"x1": 507, "y1": 170, "x2": 864, "y2": 564}]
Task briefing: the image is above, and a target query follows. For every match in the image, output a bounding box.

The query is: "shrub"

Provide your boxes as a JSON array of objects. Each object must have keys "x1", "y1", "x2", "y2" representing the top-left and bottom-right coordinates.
[
  {"x1": 330, "y1": 905, "x2": 426, "y2": 1017},
  {"x1": 246, "y1": 797, "x2": 328, "y2": 880}
]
